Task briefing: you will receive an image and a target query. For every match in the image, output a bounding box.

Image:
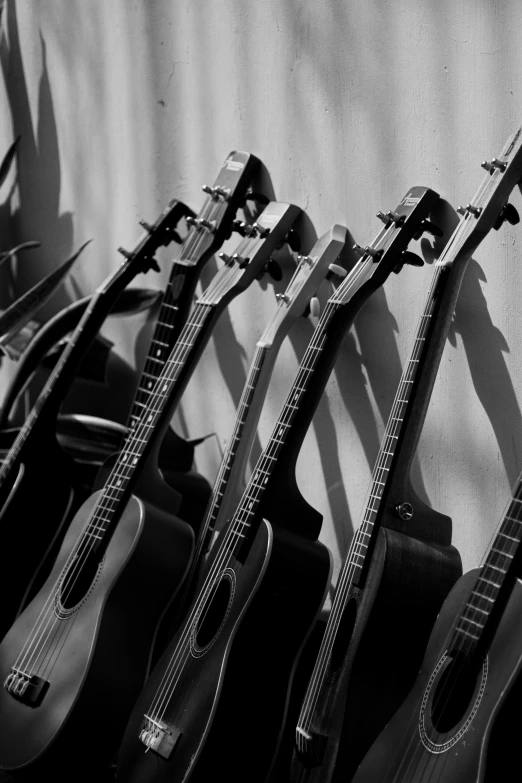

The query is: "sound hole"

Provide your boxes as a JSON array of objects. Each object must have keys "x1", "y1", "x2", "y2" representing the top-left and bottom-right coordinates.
[
  {"x1": 330, "y1": 598, "x2": 357, "y2": 672},
  {"x1": 59, "y1": 548, "x2": 102, "y2": 611},
  {"x1": 431, "y1": 651, "x2": 481, "y2": 733},
  {"x1": 194, "y1": 574, "x2": 234, "y2": 651}
]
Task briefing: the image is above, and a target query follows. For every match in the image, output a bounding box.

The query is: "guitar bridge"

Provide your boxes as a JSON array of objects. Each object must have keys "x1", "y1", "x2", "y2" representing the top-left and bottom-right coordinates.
[
  {"x1": 139, "y1": 714, "x2": 181, "y2": 759},
  {"x1": 295, "y1": 725, "x2": 327, "y2": 766},
  {"x1": 4, "y1": 667, "x2": 49, "y2": 706}
]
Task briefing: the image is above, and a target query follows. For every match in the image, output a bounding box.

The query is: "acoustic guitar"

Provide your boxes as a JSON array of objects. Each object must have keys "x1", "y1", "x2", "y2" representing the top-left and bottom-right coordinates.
[
  {"x1": 0, "y1": 198, "x2": 193, "y2": 638},
  {"x1": 116, "y1": 186, "x2": 440, "y2": 783},
  {"x1": 151, "y1": 226, "x2": 352, "y2": 666},
  {"x1": 0, "y1": 200, "x2": 300, "y2": 781},
  {"x1": 349, "y1": 123, "x2": 522, "y2": 783}
]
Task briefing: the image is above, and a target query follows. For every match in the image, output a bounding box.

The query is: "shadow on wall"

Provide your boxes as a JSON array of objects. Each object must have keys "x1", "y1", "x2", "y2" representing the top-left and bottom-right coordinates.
[{"x1": 1, "y1": 0, "x2": 74, "y2": 319}]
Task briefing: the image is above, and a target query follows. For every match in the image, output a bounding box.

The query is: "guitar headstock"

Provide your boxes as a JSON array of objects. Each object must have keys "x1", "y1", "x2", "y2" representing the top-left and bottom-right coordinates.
[
  {"x1": 176, "y1": 150, "x2": 261, "y2": 268},
  {"x1": 329, "y1": 186, "x2": 440, "y2": 306},
  {"x1": 436, "y1": 125, "x2": 522, "y2": 267},
  {"x1": 196, "y1": 201, "x2": 301, "y2": 307},
  {"x1": 258, "y1": 225, "x2": 348, "y2": 347}
]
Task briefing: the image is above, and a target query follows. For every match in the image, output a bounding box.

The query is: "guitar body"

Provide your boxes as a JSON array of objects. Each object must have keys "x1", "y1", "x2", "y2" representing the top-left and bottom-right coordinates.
[
  {"x1": 0, "y1": 433, "x2": 83, "y2": 638},
  {"x1": 117, "y1": 519, "x2": 332, "y2": 783},
  {"x1": 286, "y1": 524, "x2": 461, "y2": 783},
  {"x1": 0, "y1": 490, "x2": 194, "y2": 780},
  {"x1": 353, "y1": 571, "x2": 522, "y2": 783}
]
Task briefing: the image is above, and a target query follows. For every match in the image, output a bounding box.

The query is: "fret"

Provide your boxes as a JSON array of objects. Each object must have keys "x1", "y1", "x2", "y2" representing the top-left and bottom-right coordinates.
[
  {"x1": 504, "y1": 514, "x2": 522, "y2": 525},
  {"x1": 84, "y1": 530, "x2": 103, "y2": 541},
  {"x1": 477, "y1": 576, "x2": 501, "y2": 589},
  {"x1": 471, "y1": 590, "x2": 494, "y2": 603},
  {"x1": 152, "y1": 339, "x2": 170, "y2": 348},
  {"x1": 498, "y1": 531, "x2": 518, "y2": 543},
  {"x1": 486, "y1": 562, "x2": 507, "y2": 574},
  {"x1": 457, "y1": 627, "x2": 480, "y2": 641},
  {"x1": 490, "y1": 545, "x2": 514, "y2": 559},
  {"x1": 466, "y1": 603, "x2": 488, "y2": 616},
  {"x1": 458, "y1": 615, "x2": 484, "y2": 630}
]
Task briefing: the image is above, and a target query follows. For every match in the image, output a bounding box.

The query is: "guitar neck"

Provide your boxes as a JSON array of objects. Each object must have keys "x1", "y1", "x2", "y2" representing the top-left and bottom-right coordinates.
[
  {"x1": 225, "y1": 295, "x2": 369, "y2": 549},
  {"x1": 126, "y1": 260, "x2": 201, "y2": 429},
  {"x1": 450, "y1": 477, "x2": 522, "y2": 656},
  {"x1": 0, "y1": 256, "x2": 142, "y2": 482}
]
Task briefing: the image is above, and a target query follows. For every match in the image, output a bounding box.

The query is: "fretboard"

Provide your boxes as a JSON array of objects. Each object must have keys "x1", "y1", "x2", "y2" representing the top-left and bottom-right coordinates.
[
  {"x1": 83, "y1": 302, "x2": 214, "y2": 545},
  {"x1": 205, "y1": 344, "x2": 268, "y2": 536},
  {"x1": 452, "y1": 487, "x2": 522, "y2": 654},
  {"x1": 223, "y1": 302, "x2": 338, "y2": 555},
  {"x1": 126, "y1": 262, "x2": 199, "y2": 429},
  {"x1": 345, "y1": 266, "x2": 444, "y2": 580}
]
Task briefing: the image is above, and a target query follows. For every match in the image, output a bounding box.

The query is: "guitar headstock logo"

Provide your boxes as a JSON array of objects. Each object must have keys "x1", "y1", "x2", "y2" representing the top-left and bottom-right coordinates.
[
  {"x1": 226, "y1": 160, "x2": 245, "y2": 172},
  {"x1": 402, "y1": 195, "x2": 421, "y2": 207},
  {"x1": 505, "y1": 127, "x2": 521, "y2": 157}
]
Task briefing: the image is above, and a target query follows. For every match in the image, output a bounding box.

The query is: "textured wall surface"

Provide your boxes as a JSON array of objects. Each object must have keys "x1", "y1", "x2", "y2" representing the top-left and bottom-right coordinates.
[{"x1": 1, "y1": 0, "x2": 522, "y2": 586}]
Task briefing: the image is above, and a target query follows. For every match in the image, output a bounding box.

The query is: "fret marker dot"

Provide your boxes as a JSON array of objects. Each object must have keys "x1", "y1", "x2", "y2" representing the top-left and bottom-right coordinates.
[
  {"x1": 249, "y1": 502, "x2": 254, "y2": 510},
  {"x1": 117, "y1": 480, "x2": 122, "y2": 486},
  {"x1": 156, "y1": 350, "x2": 161, "y2": 357},
  {"x1": 163, "y1": 384, "x2": 168, "y2": 392},
  {"x1": 148, "y1": 381, "x2": 153, "y2": 389},
  {"x1": 148, "y1": 415, "x2": 153, "y2": 423},
  {"x1": 133, "y1": 457, "x2": 138, "y2": 465}
]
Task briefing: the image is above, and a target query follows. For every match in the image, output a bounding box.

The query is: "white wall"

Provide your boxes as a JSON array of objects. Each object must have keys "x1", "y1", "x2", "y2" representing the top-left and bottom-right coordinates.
[{"x1": 2, "y1": 0, "x2": 522, "y2": 585}]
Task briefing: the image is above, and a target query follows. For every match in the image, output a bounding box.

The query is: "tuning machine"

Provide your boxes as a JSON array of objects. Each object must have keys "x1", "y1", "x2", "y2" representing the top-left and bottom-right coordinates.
[
  {"x1": 493, "y1": 202, "x2": 520, "y2": 231},
  {"x1": 414, "y1": 219, "x2": 443, "y2": 241},
  {"x1": 256, "y1": 257, "x2": 283, "y2": 281},
  {"x1": 139, "y1": 218, "x2": 183, "y2": 245},
  {"x1": 481, "y1": 158, "x2": 507, "y2": 174}
]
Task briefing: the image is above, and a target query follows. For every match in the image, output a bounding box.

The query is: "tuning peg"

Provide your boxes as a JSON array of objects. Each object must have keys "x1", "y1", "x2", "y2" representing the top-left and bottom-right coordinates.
[
  {"x1": 386, "y1": 211, "x2": 405, "y2": 225},
  {"x1": 481, "y1": 158, "x2": 506, "y2": 173},
  {"x1": 420, "y1": 219, "x2": 443, "y2": 238},
  {"x1": 365, "y1": 246, "x2": 383, "y2": 261},
  {"x1": 376, "y1": 211, "x2": 390, "y2": 225},
  {"x1": 493, "y1": 202, "x2": 520, "y2": 231},
  {"x1": 233, "y1": 253, "x2": 249, "y2": 268},
  {"x1": 118, "y1": 247, "x2": 133, "y2": 259},
  {"x1": 231, "y1": 220, "x2": 246, "y2": 235},
  {"x1": 266, "y1": 258, "x2": 283, "y2": 281},
  {"x1": 327, "y1": 263, "x2": 348, "y2": 279},
  {"x1": 199, "y1": 218, "x2": 216, "y2": 232},
  {"x1": 276, "y1": 293, "x2": 290, "y2": 304},
  {"x1": 139, "y1": 219, "x2": 155, "y2": 233},
  {"x1": 352, "y1": 243, "x2": 366, "y2": 257},
  {"x1": 218, "y1": 252, "x2": 234, "y2": 266},
  {"x1": 252, "y1": 223, "x2": 270, "y2": 239},
  {"x1": 310, "y1": 297, "x2": 320, "y2": 318},
  {"x1": 201, "y1": 184, "x2": 214, "y2": 195},
  {"x1": 285, "y1": 229, "x2": 301, "y2": 252},
  {"x1": 186, "y1": 216, "x2": 198, "y2": 228},
  {"x1": 456, "y1": 204, "x2": 482, "y2": 218}
]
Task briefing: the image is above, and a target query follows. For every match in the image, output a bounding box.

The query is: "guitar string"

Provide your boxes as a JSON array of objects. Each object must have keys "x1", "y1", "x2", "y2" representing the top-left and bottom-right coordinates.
[
  {"x1": 145, "y1": 294, "x2": 359, "y2": 725},
  {"x1": 297, "y1": 162, "x2": 500, "y2": 750},
  {"x1": 0, "y1": 198, "x2": 206, "y2": 486},
  {"x1": 129, "y1": 196, "x2": 220, "y2": 422},
  {"x1": 146, "y1": 228, "x2": 398, "y2": 725},
  {"x1": 160, "y1": 258, "x2": 317, "y2": 646},
  {"x1": 10, "y1": 257, "x2": 246, "y2": 678},
  {"x1": 12, "y1": 302, "x2": 214, "y2": 678},
  {"x1": 373, "y1": 164, "x2": 522, "y2": 782},
  {"x1": 294, "y1": 176, "x2": 491, "y2": 748},
  {"x1": 148, "y1": 225, "x2": 414, "y2": 726},
  {"x1": 297, "y1": 266, "x2": 444, "y2": 734},
  {"x1": 13, "y1": 220, "x2": 274, "y2": 680}
]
